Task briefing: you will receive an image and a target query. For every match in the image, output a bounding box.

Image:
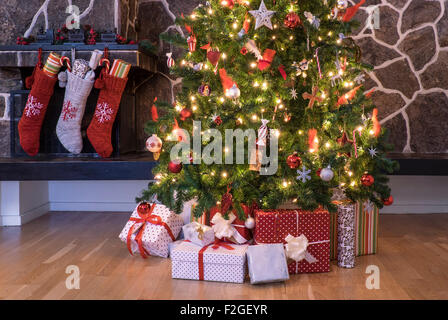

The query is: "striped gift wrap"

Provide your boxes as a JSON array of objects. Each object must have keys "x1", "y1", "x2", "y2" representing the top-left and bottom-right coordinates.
[{"x1": 330, "y1": 200, "x2": 379, "y2": 259}]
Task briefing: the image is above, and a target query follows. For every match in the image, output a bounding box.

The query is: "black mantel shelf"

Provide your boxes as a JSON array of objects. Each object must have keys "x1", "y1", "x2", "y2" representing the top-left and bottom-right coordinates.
[
  {"x1": 0, "y1": 44, "x2": 157, "y2": 73},
  {"x1": 0, "y1": 154, "x2": 447, "y2": 181},
  {"x1": 0, "y1": 154, "x2": 157, "y2": 181}
]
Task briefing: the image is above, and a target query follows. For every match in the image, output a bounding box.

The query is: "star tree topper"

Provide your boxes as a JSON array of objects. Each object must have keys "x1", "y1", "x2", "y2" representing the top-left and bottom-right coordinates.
[{"x1": 249, "y1": 0, "x2": 276, "y2": 30}]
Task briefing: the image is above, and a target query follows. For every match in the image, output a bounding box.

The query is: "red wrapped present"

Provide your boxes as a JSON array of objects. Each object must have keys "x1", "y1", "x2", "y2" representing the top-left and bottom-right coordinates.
[
  {"x1": 209, "y1": 204, "x2": 252, "y2": 244},
  {"x1": 254, "y1": 209, "x2": 330, "y2": 274}
]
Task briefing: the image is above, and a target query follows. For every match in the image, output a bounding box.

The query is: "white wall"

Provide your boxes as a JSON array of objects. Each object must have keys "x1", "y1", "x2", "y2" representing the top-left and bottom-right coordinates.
[
  {"x1": 49, "y1": 180, "x2": 150, "y2": 212},
  {"x1": 46, "y1": 176, "x2": 448, "y2": 214},
  {"x1": 382, "y1": 176, "x2": 448, "y2": 214},
  {"x1": 0, "y1": 181, "x2": 49, "y2": 226}
]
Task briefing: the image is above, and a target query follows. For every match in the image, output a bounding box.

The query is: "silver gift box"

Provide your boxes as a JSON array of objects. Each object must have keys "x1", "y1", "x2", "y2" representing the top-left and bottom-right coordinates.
[{"x1": 247, "y1": 244, "x2": 290, "y2": 284}]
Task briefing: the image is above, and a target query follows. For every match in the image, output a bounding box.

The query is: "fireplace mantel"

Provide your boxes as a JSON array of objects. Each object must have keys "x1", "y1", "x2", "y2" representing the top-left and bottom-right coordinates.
[
  {"x1": 0, "y1": 44, "x2": 157, "y2": 73},
  {"x1": 0, "y1": 154, "x2": 157, "y2": 181}
]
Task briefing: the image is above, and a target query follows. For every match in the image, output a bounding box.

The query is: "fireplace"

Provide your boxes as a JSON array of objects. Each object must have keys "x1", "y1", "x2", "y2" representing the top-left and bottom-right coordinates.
[{"x1": 0, "y1": 43, "x2": 158, "y2": 180}]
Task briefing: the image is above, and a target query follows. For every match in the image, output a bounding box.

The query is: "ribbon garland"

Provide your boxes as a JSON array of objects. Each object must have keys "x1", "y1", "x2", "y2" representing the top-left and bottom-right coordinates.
[
  {"x1": 198, "y1": 241, "x2": 234, "y2": 281},
  {"x1": 126, "y1": 203, "x2": 176, "y2": 259}
]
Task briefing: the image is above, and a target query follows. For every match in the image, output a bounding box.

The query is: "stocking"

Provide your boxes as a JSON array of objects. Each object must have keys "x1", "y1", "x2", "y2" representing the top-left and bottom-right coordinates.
[
  {"x1": 87, "y1": 71, "x2": 127, "y2": 158},
  {"x1": 18, "y1": 51, "x2": 57, "y2": 156},
  {"x1": 56, "y1": 71, "x2": 95, "y2": 153}
]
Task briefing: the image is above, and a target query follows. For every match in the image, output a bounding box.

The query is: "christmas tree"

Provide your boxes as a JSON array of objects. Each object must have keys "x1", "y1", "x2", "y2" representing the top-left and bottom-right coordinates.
[{"x1": 138, "y1": 0, "x2": 398, "y2": 218}]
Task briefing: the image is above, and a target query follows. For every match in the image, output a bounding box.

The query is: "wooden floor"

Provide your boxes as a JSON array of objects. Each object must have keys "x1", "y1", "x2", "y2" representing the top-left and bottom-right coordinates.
[{"x1": 0, "y1": 212, "x2": 447, "y2": 300}]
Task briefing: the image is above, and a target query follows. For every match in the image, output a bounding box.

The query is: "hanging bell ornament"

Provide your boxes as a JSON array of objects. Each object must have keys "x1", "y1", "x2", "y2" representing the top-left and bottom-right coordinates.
[
  {"x1": 320, "y1": 166, "x2": 334, "y2": 182},
  {"x1": 361, "y1": 173, "x2": 375, "y2": 186},
  {"x1": 225, "y1": 84, "x2": 241, "y2": 99},
  {"x1": 286, "y1": 152, "x2": 302, "y2": 169},
  {"x1": 284, "y1": 12, "x2": 302, "y2": 29},
  {"x1": 146, "y1": 134, "x2": 162, "y2": 153},
  {"x1": 244, "y1": 216, "x2": 255, "y2": 229}
]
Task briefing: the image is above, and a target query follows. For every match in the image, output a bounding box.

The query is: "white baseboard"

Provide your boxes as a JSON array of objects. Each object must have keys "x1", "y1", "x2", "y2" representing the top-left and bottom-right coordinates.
[
  {"x1": 50, "y1": 201, "x2": 136, "y2": 212},
  {"x1": 380, "y1": 204, "x2": 448, "y2": 214},
  {"x1": 1, "y1": 202, "x2": 50, "y2": 226}
]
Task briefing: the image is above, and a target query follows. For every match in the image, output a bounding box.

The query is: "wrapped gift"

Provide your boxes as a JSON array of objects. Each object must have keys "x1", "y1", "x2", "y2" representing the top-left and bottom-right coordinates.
[
  {"x1": 247, "y1": 244, "x2": 289, "y2": 284},
  {"x1": 182, "y1": 222, "x2": 215, "y2": 246},
  {"x1": 254, "y1": 209, "x2": 330, "y2": 274},
  {"x1": 330, "y1": 211, "x2": 338, "y2": 260},
  {"x1": 171, "y1": 241, "x2": 248, "y2": 283},
  {"x1": 119, "y1": 202, "x2": 183, "y2": 258},
  {"x1": 331, "y1": 188, "x2": 379, "y2": 258},
  {"x1": 169, "y1": 240, "x2": 185, "y2": 257},
  {"x1": 209, "y1": 205, "x2": 252, "y2": 244},
  {"x1": 355, "y1": 200, "x2": 379, "y2": 256},
  {"x1": 336, "y1": 201, "x2": 356, "y2": 268}
]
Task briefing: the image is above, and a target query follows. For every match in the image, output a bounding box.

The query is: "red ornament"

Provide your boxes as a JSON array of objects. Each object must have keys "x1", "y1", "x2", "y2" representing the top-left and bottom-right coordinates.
[
  {"x1": 180, "y1": 108, "x2": 192, "y2": 120},
  {"x1": 284, "y1": 12, "x2": 302, "y2": 29},
  {"x1": 137, "y1": 202, "x2": 152, "y2": 216},
  {"x1": 240, "y1": 47, "x2": 248, "y2": 55},
  {"x1": 316, "y1": 168, "x2": 322, "y2": 177},
  {"x1": 286, "y1": 152, "x2": 302, "y2": 169},
  {"x1": 361, "y1": 174, "x2": 375, "y2": 187},
  {"x1": 382, "y1": 195, "x2": 394, "y2": 206},
  {"x1": 168, "y1": 160, "x2": 183, "y2": 174}
]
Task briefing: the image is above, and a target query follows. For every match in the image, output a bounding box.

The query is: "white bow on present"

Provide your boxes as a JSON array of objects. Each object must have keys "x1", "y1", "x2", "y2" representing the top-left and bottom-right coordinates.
[
  {"x1": 211, "y1": 212, "x2": 237, "y2": 239},
  {"x1": 284, "y1": 234, "x2": 318, "y2": 264}
]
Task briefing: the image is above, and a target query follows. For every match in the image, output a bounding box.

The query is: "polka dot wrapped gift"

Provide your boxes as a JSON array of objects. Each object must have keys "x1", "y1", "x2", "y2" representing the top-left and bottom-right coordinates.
[
  {"x1": 254, "y1": 209, "x2": 330, "y2": 274},
  {"x1": 171, "y1": 241, "x2": 249, "y2": 283},
  {"x1": 119, "y1": 202, "x2": 183, "y2": 258}
]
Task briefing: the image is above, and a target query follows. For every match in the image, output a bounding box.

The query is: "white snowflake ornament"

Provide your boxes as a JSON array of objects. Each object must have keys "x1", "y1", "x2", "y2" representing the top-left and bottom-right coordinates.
[
  {"x1": 296, "y1": 165, "x2": 312, "y2": 183},
  {"x1": 249, "y1": 0, "x2": 276, "y2": 30},
  {"x1": 95, "y1": 102, "x2": 114, "y2": 123},
  {"x1": 368, "y1": 146, "x2": 378, "y2": 158},
  {"x1": 290, "y1": 88, "x2": 298, "y2": 100},
  {"x1": 24, "y1": 95, "x2": 44, "y2": 118}
]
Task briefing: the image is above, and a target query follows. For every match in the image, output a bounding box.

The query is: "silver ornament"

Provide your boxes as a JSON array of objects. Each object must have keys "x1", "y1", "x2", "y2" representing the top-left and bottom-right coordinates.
[
  {"x1": 244, "y1": 216, "x2": 255, "y2": 229},
  {"x1": 320, "y1": 166, "x2": 334, "y2": 182},
  {"x1": 225, "y1": 84, "x2": 241, "y2": 99}
]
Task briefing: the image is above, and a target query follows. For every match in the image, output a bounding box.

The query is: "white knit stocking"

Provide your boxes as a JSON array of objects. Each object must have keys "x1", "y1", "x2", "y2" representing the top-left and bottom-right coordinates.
[{"x1": 56, "y1": 71, "x2": 94, "y2": 153}]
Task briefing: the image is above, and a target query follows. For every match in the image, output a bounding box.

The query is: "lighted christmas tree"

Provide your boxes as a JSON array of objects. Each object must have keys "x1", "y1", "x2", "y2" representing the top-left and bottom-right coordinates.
[{"x1": 138, "y1": 0, "x2": 398, "y2": 218}]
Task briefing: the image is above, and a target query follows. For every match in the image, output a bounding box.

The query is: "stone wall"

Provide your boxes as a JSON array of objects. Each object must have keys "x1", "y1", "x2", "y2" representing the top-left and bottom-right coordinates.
[
  {"x1": 0, "y1": 0, "x2": 119, "y2": 44},
  {"x1": 353, "y1": 0, "x2": 448, "y2": 153}
]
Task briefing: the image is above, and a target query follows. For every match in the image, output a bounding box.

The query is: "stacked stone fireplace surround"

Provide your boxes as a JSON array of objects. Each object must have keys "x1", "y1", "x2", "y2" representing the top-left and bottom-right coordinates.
[{"x1": 1, "y1": 0, "x2": 448, "y2": 157}]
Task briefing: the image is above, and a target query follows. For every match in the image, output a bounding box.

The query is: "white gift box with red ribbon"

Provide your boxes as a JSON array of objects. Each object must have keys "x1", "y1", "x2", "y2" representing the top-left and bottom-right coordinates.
[
  {"x1": 171, "y1": 241, "x2": 248, "y2": 283},
  {"x1": 119, "y1": 202, "x2": 183, "y2": 258}
]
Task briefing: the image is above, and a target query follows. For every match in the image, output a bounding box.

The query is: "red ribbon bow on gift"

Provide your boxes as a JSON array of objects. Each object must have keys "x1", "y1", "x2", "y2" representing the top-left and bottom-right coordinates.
[
  {"x1": 126, "y1": 202, "x2": 176, "y2": 259},
  {"x1": 198, "y1": 240, "x2": 234, "y2": 280}
]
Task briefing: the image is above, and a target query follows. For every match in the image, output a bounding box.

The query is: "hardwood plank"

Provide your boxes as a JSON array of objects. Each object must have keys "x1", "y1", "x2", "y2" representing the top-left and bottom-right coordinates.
[{"x1": 0, "y1": 212, "x2": 447, "y2": 300}]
